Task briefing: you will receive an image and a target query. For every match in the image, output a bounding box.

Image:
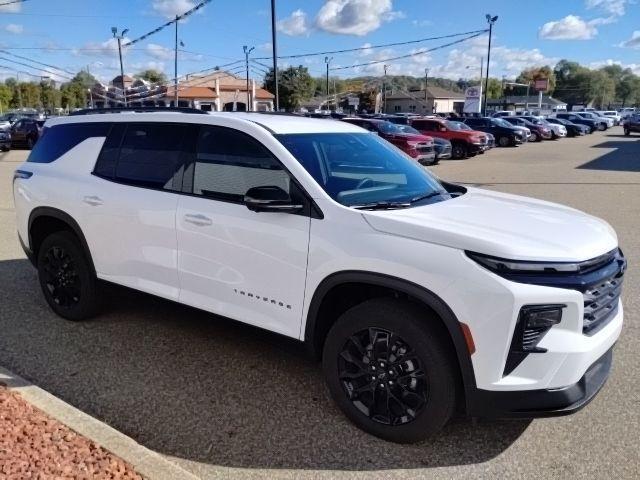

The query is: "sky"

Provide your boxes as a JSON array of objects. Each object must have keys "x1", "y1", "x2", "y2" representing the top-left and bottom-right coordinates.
[{"x1": 0, "y1": 0, "x2": 638, "y2": 85}]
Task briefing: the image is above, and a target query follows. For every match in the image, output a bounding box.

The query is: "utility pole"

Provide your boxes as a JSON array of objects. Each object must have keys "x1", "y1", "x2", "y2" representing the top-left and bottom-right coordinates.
[
  {"x1": 112, "y1": 27, "x2": 129, "y2": 107},
  {"x1": 174, "y1": 15, "x2": 179, "y2": 107},
  {"x1": 482, "y1": 14, "x2": 498, "y2": 115},
  {"x1": 424, "y1": 67, "x2": 429, "y2": 103},
  {"x1": 325, "y1": 56, "x2": 332, "y2": 107},
  {"x1": 16, "y1": 72, "x2": 22, "y2": 109},
  {"x1": 270, "y1": 0, "x2": 279, "y2": 111},
  {"x1": 243, "y1": 45, "x2": 255, "y2": 111},
  {"x1": 383, "y1": 64, "x2": 389, "y2": 114}
]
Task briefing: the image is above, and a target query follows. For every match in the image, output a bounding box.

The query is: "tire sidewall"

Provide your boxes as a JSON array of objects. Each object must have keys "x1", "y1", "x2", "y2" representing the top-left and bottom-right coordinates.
[
  {"x1": 322, "y1": 299, "x2": 457, "y2": 443},
  {"x1": 37, "y1": 231, "x2": 97, "y2": 321}
]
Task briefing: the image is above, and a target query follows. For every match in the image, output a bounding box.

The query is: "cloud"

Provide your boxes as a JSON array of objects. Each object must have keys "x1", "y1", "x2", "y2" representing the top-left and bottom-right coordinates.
[
  {"x1": 0, "y1": 2, "x2": 22, "y2": 13},
  {"x1": 316, "y1": 0, "x2": 402, "y2": 36},
  {"x1": 539, "y1": 15, "x2": 598, "y2": 40},
  {"x1": 4, "y1": 24, "x2": 23, "y2": 34},
  {"x1": 589, "y1": 58, "x2": 640, "y2": 75},
  {"x1": 151, "y1": 0, "x2": 197, "y2": 19},
  {"x1": 586, "y1": 0, "x2": 628, "y2": 16},
  {"x1": 277, "y1": 9, "x2": 310, "y2": 36},
  {"x1": 412, "y1": 19, "x2": 433, "y2": 28},
  {"x1": 74, "y1": 37, "x2": 129, "y2": 57},
  {"x1": 619, "y1": 30, "x2": 640, "y2": 48},
  {"x1": 146, "y1": 43, "x2": 174, "y2": 61}
]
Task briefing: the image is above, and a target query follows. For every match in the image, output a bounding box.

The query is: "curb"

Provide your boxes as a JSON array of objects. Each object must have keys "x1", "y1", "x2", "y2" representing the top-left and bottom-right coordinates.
[{"x1": 0, "y1": 366, "x2": 200, "y2": 480}]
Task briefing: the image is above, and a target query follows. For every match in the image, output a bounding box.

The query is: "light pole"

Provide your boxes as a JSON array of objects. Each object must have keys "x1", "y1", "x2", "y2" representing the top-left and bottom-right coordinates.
[
  {"x1": 324, "y1": 56, "x2": 332, "y2": 103},
  {"x1": 482, "y1": 14, "x2": 498, "y2": 115},
  {"x1": 383, "y1": 64, "x2": 389, "y2": 113},
  {"x1": 270, "y1": 0, "x2": 279, "y2": 111},
  {"x1": 112, "y1": 27, "x2": 129, "y2": 107},
  {"x1": 424, "y1": 68, "x2": 429, "y2": 103},
  {"x1": 243, "y1": 45, "x2": 255, "y2": 111}
]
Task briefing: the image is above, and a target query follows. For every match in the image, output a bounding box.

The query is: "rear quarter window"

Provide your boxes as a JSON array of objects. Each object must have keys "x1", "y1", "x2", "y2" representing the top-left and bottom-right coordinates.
[{"x1": 27, "y1": 123, "x2": 111, "y2": 163}]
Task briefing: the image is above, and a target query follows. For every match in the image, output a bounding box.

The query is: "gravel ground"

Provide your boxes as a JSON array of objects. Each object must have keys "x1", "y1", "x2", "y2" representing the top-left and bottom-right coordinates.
[
  {"x1": 0, "y1": 384, "x2": 142, "y2": 479},
  {"x1": 0, "y1": 131, "x2": 638, "y2": 479}
]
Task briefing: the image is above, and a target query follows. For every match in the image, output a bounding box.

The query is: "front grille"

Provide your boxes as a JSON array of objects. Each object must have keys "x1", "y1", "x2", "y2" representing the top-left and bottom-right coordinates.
[
  {"x1": 416, "y1": 143, "x2": 434, "y2": 153},
  {"x1": 583, "y1": 274, "x2": 623, "y2": 335}
]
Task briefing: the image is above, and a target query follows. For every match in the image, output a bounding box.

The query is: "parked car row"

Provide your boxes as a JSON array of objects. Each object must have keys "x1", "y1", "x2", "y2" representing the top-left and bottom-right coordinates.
[{"x1": 0, "y1": 115, "x2": 46, "y2": 151}]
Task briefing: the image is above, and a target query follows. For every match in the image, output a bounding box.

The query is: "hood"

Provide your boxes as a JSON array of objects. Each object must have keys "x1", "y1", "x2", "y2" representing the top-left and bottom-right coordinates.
[{"x1": 362, "y1": 187, "x2": 617, "y2": 262}]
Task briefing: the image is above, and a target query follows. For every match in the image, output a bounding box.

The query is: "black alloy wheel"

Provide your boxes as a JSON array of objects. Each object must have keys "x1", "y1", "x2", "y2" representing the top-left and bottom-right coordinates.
[
  {"x1": 323, "y1": 298, "x2": 457, "y2": 443},
  {"x1": 498, "y1": 136, "x2": 511, "y2": 147},
  {"x1": 338, "y1": 327, "x2": 428, "y2": 426},
  {"x1": 37, "y1": 231, "x2": 99, "y2": 320},
  {"x1": 41, "y1": 245, "x2": 81, "y2": 309},
  {"x1": 451, "y1": 143, "x2": 466, "y2": 159}
]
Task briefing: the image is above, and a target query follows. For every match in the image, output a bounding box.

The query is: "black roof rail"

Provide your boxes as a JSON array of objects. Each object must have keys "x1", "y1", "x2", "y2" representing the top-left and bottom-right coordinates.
[{"x1": 69, "y1": 107, "x2": 209, "y2": 116}]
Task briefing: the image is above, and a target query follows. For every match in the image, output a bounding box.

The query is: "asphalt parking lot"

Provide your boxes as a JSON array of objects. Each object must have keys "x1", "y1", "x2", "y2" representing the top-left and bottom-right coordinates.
[{"x1": 0, "y1": 130, "x2": 638, "y2": 479}]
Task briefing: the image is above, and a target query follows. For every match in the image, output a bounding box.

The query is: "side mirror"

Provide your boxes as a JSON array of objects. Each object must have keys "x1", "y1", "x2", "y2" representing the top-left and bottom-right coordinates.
[{"x1": 244, "y1": 186, "x2": 303, "y2": 213}]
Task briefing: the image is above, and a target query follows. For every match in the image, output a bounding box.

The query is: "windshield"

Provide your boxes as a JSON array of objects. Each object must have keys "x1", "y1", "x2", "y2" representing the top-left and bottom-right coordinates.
[
  {"x1": 492, "y1": 118, "x2": 512, "y2": 128},
  {"x1": 447, "y1": 121, "x2": 470, "y2": 130},
  {"x1": 397, "y1": 125, "x2": 421, "y2": 135},
  {"x1": 275, "y1": 133, "x2": 449, "y2": 208},
  {"x1": 376, "y1": 121, "x2": 403, "y2": 134}
]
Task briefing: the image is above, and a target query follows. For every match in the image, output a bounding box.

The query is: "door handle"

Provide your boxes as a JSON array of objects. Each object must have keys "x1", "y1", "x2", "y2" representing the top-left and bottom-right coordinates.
[
  {"x1": 184, "y1": 213, "x2": 213, "y2": 227},
  {"x1": 83, "y1": 195, "x2": 103, "y2": 206}
]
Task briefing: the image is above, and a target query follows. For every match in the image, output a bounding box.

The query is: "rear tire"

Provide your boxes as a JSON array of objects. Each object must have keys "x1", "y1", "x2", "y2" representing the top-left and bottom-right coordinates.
[
  {"x1": 322, "y1": 298, "x2": 458, "y2": 443},
  {"x1": 624, "y1": 128, "x2": 630, "y2": 136},
  {"x1": 37, "y1": 231, "x2": 99, "y2": 321}
]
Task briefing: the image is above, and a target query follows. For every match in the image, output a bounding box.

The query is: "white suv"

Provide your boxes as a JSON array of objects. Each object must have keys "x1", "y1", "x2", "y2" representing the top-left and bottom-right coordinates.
[{"x1": 13, "y1": 110, "x2": 625, "y2": 443}]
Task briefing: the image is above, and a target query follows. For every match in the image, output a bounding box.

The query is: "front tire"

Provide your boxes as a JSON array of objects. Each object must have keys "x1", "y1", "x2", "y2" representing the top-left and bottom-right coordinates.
[
  {"x1": 624, "y1": 128, "x2": 630, "y2": 136},
  {"x1": 450, "y1": 142, "x2": 467, "y2": 159},
  {"x1": 497, "y1": 136, "x2": 511, "y2": 147},
  {"x1": 598, "y1": 123, "x2": 606, "y2": 131},
  {"x1": 37, "y1": 231, "x2": 98, "y2": 321},
  {"x1": 322, "y1": 298, "x2": 458, "y2": 443},
  {"x1": 529, "y1": 132, "x2": 539, "y2": 142},
  {"x1": 27, "y1": 136, "x2": 35, "y2": 149}
]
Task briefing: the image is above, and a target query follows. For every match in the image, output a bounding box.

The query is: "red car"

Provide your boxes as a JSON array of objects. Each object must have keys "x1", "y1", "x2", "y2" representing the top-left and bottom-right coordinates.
[
  {"x1": 409, "y1": 117, "x2": 487, "y2": 159},
  {"x1": 341, "y1": 118, "x2": 438, "y2": 165}
]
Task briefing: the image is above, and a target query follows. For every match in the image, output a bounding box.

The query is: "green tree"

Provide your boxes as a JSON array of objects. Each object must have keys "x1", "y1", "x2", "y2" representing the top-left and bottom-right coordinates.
[
  {"x1": 358, "y1": 88, "x2": 378, "y2": 113},
  {"x1": 516, "y1": 66, "x2": 556, "y2": 92},
  {"x1": 485, "y1": 78, "x2": 503, "y2": 99},
  {"x1": 136, "y1": 69, "x2": 167, "y2": 84},
  {"x1": 590, "y1": 70, "x2": 616, "y2": 108},
  {"x1": 553, "y1": 60, "x2": 593, "y2": 108},
  {"x1": 0, "y1": 84, "x2": 13, "y2": 112},
  {"x1": 264, "y1": 66, "x2": 315, "y2": 111}
]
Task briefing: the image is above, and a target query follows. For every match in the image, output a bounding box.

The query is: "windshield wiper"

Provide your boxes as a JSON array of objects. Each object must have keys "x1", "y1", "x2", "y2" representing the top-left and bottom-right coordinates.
[
  {"x1": 351, "y1": 201, "x2": 412, "y2": 210},
  {"x1": 409, "y1": 191, "x2": 444, "y2": 203}
]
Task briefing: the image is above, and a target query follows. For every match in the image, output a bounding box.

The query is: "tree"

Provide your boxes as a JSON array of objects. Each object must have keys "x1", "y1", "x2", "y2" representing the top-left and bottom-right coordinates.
[
  {"x1": 590, "y1": 70, "x2": 616, "y2": 108},
  {"x1": 516, "y1": 66, "x2": 556, "y2": 92},
  {"x1": 553, "y1": 60, "x2": 593, "y2": 108},
  {"x1": 358, "y1": 88, "x2": 378, "y2": 113},
  {"x1": 136, "y1": 69, "x2": 167, "y2": 84},
  {"x1": 485, "y1": 78, "x2": 503, "y2": 99},
  {"x1": 0, "y1": 84, "x2": 12, "y2": 112},
  {"x1": 264, "y1": 66, "x2": 315, "y2": 111}
]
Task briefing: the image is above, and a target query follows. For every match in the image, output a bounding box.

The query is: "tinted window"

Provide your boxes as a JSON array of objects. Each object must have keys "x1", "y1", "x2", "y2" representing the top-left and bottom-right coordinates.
[
  {"x1": 412, "y1": 120, "x2": 437, "y2": 131},
  {"x1": 113, "y1": 123, "x2": 186, "y2": 190},
  {"x1": 93, "y1": 123, "x2": 126, "y2": 178},
  {"x1": 192, "y1": 126, "x2": 289, "y2": 202},
  {"x1": 27, "y1": 123, "x2": 111, "y2": 163}
]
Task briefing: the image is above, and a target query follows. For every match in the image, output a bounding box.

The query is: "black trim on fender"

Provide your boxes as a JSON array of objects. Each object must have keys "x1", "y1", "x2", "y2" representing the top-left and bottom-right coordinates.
[
  {"x1": 18, "y1": 233, "x2": 35, "y2": 266},
  {"x1": 468, "y1": 346, "x2": 613, "y2": 418},
  {"x1": 304, "y1": 271, "x2": 477, "y2": 412},
  {"x1": 28, "y1": 207, "x2": 96, "y2": 276}
]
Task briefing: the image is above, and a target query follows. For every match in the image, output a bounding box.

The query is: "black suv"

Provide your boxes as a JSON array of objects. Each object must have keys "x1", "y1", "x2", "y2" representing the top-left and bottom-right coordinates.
[
  {"x1": 463, "y1": 117, "x2": 525, "y2": 147},
  {"x1": 546, "y1": 117, "x2": 589, "y2": 137},
  {"x1": 555, "y1": 113, "x2": 597, "y2": 133},
  {"x1": 623, "y1": 114, "x2": 640, "y2": 136},
  {"x1": 10, "y1": 118, "x2": 44, "y2": 149}
]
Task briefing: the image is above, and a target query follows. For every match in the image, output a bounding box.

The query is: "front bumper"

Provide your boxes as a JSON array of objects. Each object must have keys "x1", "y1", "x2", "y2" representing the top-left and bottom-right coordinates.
[{"x1": 468, "y1": 346, "x2": 613, "y2": 418}]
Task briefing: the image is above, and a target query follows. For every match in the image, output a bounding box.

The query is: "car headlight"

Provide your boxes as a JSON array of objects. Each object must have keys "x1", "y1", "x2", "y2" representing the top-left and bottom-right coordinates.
[{"x1": 466, "y1": 251, "x2": 582, "y2": 273}]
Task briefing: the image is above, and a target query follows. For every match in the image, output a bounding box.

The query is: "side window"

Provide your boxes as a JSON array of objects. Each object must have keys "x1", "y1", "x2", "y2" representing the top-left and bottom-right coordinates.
[
  {"x1": 27, "y1": 123, "x2": 111, "y2": 164},
  {"x1": 93, "y1": 123, "x2": 125, "y2": 178},
  {"x1": 113, "y1": 123, "x2": 186, "y2": 190},
  {"x1": 193, "y1": 126, "x2": 290, "y2": 202}
]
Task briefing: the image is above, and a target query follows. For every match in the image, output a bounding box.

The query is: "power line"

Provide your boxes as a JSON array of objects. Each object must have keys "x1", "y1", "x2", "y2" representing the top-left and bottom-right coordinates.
[
  {"x1": 331, "y1": 32, "x2": 486, "y2": 71},
  {"x1": 0, "y1": 56, "x2": 74, "y2": 80},
  {"x1": 123, "y1": 0, "x2": 212, "y2": 47},
  {"x1": 0, "y1": 0, "x2": 28, "y2": 6},
  {"x1": 0, "y1": 50, "x2": 76, "y2": 76},
  {"x1": 254, "y1": 29, "x2": 488, "y2": 60}
]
